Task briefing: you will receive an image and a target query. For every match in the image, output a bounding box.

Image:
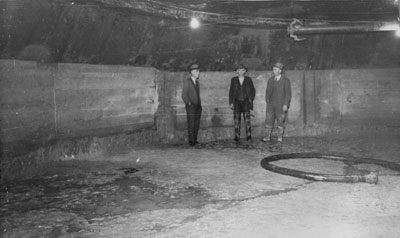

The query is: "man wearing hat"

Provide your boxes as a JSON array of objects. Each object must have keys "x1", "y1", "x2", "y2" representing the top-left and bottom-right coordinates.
[
  {"x1": 262, "y1": 62, "x2": 291, "y2": 143},
  {"x1": 181, "y1": 63, "x2": 202, "y2": 146},
  {"x1": 229, "y1": 64, "x2": 256, "y2": 142}
]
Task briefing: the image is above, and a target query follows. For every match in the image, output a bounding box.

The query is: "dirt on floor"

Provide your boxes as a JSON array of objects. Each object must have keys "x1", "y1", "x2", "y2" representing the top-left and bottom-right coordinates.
[{"x1": 1, "y1": 134, "x2": 400, "y2": 238}]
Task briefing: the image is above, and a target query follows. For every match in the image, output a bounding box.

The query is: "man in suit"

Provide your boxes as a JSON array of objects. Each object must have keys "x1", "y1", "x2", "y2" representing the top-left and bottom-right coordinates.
[
  {"x1": 229, "y1": 64, "x2": 256, "y2": 142},
  {"x1": 181, "y1": 63, "x2": 202, "y2": 146},
  {"x1": 262, "y1": 62, "x2": 292, "y2": 143}
]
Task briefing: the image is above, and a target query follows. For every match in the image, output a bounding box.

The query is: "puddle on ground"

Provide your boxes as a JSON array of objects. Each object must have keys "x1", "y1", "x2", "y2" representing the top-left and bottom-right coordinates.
[
  {"x1": 1, "y1": 167, "x2": 210, "y2": 221},
  {"x1": 0, "y1": 161, "x2": 211, "y2": 237}
]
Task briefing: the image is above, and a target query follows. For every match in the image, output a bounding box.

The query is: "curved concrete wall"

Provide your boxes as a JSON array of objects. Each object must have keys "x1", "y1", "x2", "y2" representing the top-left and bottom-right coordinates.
[
  {"x1": 1, "y1": 60, "x2": 399, "y2": 178},
  {"x1": 162, "y1": 68, "x2": 400, "y2": 142},
  {"x1": 0, "y1": 60, "x2": 159, "y2": 158}
]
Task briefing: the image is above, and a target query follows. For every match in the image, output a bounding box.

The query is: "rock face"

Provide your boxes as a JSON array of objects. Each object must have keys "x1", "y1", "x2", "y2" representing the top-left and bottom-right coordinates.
[{"x1": 1, "y1": 0, "x2": 399, "y2": 71}]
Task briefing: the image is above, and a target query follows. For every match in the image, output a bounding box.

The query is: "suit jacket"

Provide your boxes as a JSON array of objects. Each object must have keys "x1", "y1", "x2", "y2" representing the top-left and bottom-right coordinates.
[
  {"x1": 229, "y1": 76, "x2": 256, "y2": 105},
  {"x1": 265, "y1": 75, "x2": 291, "y2": 108},
  {"x1": 181, "y1": 77, "x2": 201, "y2": 106}
]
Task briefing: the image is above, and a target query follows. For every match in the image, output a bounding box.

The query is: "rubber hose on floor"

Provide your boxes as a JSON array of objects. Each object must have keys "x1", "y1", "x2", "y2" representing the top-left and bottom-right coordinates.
[{"x1": 261, "y1": 153, "x2": 400, "y2": 184}]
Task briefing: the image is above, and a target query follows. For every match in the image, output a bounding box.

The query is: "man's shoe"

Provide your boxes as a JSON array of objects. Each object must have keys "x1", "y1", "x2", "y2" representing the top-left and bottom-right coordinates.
[
  {"x1": 246, "y1": 136, "x2": 252, "y2": 141},
  {"x1": 234, "y1": 137, "x2": 240, "y2": 142}
]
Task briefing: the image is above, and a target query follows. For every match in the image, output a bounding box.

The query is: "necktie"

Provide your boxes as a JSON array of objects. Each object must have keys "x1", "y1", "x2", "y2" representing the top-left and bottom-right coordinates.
[
  {"x1": 195, "y1": 80, "x2": 200, "y2": 103},
  {"x1": 195, "y1": 80, "x2": 199, "y2": 93}
]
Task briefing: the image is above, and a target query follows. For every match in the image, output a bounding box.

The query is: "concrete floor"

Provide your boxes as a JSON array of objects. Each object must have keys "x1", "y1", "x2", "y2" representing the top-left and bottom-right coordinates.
[{"x1": 1, "y1": 134, "x2": 400, "y2": 238}]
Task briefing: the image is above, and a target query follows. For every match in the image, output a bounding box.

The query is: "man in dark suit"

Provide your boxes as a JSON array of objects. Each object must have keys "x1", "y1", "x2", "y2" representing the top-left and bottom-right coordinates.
[
  {"x1": 262, "y1": 62, "x2": 292, "y2": 143},
  {"x1": 181, "y1": 63, "x2": 202, "y2": 146},
  {"x1": 229, "y1": 64, "x2": 256, "y2": 142}
]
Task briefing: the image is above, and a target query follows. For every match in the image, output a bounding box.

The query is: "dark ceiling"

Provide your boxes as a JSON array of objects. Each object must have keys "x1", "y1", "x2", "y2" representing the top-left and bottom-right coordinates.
[
  {"x1": 2, "y1": 0, "x2": 399, "y2": 29},
  {"x1": 89, "y1": 0, "x2": 399, "y2": 23},
  {"x1": 1, "y1": 0, "x2": 399, "y2": 70}
]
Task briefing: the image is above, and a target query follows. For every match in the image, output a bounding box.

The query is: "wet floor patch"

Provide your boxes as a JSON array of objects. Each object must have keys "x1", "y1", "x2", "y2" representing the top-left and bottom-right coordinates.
[
  {"x1": 1, "y1": 167, "x2": 211, "y2": 218},
  {"x1": 0, "y1": 160, "x2": 211, "y2": 237}
]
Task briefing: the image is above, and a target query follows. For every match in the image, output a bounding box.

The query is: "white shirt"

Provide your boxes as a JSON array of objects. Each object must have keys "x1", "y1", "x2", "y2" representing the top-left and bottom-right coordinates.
[
  {"x1": 238, "y1": 76, "x2": 245, "y2": 85},
  {"x1": 191, "y1": 77, "x2": 197, "y2": 85},
  {"x1": 275, "y1": 75, "x2": 282, "y2": 81}
]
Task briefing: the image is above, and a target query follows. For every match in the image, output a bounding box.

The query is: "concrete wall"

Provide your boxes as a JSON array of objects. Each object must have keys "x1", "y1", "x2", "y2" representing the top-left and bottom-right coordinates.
[
  {"x1": 1, "y1": 61, "x2": 56, "y2": 152},
  {"x1": 2, "y1": 61, "x2": 399, "y2": 150},
  {"x1": 55, "y1": 63, "x2": 158, "y2": 138},
  {"x1": 162, "y1": 68, "x2": 400, "y2": 141},
  {"x1": 2, "y1": 60, "x2": 399, "y2": 149},
  {"x1": 316, "y1": 69, "x2": 400, "y2": 126},
  {"x1": 1, "y1": 60, "x2": 399, "y2": 180},
  {"x1": 1, "y1": 60, "x2": 159, "y2": 158}
]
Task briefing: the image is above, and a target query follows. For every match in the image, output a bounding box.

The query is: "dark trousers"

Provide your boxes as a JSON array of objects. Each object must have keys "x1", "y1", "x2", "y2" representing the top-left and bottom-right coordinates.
[
  {"x1": 233, "y1": 100, "x2": 251, "y2": 138},
  {"x1": 185, "y1": 104, "x2": 202, "y2": 145}
]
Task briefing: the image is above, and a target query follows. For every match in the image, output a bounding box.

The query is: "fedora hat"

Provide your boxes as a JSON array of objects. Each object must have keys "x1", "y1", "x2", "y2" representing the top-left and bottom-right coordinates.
[
  {"x1": 273, "y1": 62, "x2": 284, "y2": 70},
  {"x1": 235, "y1": 64, "x2": 248, "y2": 72},
  {"x1": 188, "y1": 63, "x2": 200, "y2": 71}
]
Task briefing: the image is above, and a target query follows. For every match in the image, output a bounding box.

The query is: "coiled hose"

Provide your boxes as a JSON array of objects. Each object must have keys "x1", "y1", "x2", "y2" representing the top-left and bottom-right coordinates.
[{"x1": 261, "y1": 153, "x2": 400, "y2": 184}]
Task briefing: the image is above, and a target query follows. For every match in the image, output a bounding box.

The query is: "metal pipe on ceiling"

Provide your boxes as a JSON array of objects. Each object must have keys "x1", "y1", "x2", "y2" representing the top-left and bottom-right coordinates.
[
  {"x1": 287, "y1": 0, "x2": 400, "y2": 39},
  {"x1": 289, "y1": 21, "x2": 400, "y2": 34},
  {"x1": 288, "y1": 18, "x2": 400, "y2": 40}
]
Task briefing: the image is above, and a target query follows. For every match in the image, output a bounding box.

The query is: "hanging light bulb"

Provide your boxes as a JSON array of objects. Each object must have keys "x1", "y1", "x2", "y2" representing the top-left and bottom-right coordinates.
[{"x1": 190, "y1": 17, "x2": 200, "y2": 29}]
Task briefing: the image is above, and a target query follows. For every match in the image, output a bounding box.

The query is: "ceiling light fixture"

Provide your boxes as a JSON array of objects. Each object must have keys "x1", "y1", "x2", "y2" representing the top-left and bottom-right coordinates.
[{"x1": 190, "y1": 17, "x2": 200, "y2": 29}]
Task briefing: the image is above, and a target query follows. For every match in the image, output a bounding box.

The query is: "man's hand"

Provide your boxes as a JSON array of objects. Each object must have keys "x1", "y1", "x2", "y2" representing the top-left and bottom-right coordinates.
[
  {"x1": 282, "y1": 105, "x2": 288, "y2": 112},
  {"x1": 230, "y1": 104, "x2": 234, "y2": 110}
]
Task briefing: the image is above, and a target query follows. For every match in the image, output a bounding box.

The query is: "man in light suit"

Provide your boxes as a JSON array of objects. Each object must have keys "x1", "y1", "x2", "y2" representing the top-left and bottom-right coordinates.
[
  {"x1": 262, "y1": 62, "x2": 292, "y2": 143},
  {"x1": 181, "y1": 63, "x2": 202, "y2": 146}
]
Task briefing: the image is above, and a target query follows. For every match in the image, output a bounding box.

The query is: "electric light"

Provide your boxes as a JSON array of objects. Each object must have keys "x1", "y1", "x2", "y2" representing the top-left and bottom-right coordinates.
[{"x1": 190, "y1": 17, "x2": 200, "y2": 29}]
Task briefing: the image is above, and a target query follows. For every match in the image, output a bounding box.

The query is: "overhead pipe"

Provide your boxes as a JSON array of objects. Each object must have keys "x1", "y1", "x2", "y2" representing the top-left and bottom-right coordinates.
[
  {"x1": 288, "y1": 18, "x2": 400, "y2": 40},
  {"x1": 93, "y1": 0, "x2": 293, "y2": 28}
]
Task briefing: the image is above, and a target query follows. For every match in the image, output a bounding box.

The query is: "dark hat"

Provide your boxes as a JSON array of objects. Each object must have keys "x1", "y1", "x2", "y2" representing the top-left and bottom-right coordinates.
[
  {"x1": 235, "y1": 64, "x2": 248, "y2": 72},
  {"x1": 188, "y1": 63, "x2": 200, "y2": 71},
  {"x1": 273, "y1": 62, "x2": 284, "y2": 70}
]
